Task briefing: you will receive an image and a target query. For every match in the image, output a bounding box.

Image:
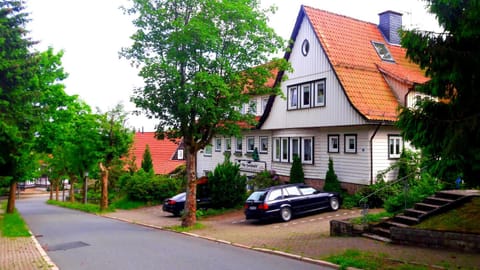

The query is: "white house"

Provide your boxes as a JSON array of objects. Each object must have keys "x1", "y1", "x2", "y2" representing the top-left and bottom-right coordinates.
[{"x1": 196, "y1": 5, "x2": 428, "y2": 193}]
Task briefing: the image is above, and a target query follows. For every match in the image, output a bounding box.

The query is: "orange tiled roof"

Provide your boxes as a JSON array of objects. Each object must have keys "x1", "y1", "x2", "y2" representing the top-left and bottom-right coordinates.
[
  {"x1": 131, "y1": 132, "x2": 185, "y2": 175},
  {"x1": 302, "y1": 6, "x2": 429, "y2": 121}
]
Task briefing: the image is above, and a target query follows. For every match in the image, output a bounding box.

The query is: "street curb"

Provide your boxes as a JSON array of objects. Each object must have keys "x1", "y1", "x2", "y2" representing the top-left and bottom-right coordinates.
[
  {"x1": 29, "y1": 230, "x2": 59, "y2": 270},
  {"x1": 102, "y1": 215, "x2": 340, "y2": 269}
]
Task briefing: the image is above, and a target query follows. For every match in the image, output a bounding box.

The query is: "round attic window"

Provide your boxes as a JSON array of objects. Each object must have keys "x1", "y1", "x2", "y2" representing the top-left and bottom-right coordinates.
[{"x1": 301, "y1": 39, "x2": 310, "y2": 56}]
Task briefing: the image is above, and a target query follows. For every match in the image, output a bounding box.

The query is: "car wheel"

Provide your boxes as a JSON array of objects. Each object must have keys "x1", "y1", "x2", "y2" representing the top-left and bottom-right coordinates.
[
  {"x1": 330, "y1": 197, "x2": 340, "y2": 211},
  {"x1": 280, "y1": 207, "x2": 292, "y2": 222}
]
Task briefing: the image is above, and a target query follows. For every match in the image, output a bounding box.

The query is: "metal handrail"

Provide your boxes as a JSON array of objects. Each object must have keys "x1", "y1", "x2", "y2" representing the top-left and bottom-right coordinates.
[{"x1": 359, "y1": 166, "x2": 426, "y2": 223}]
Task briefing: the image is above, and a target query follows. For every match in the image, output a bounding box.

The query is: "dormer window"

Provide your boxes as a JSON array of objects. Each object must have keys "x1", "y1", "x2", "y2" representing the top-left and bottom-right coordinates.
[{"x1": 372, "y1": 41, "x2": 394, "y2": 62}]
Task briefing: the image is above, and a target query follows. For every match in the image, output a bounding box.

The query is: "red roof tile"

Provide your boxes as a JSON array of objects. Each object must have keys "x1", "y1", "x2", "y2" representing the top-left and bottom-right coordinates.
[
  {"x1": 131, "y1": 132, "x2": 185, "y2": 175},
  {"x1": 303, "y1": 6, "x2": 429, "y2": 121}
]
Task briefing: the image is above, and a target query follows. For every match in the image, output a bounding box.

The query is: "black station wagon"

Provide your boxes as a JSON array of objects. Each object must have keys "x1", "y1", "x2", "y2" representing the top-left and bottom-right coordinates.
[{"x1": 244, "y1": 184, "x2": 340, "y2": 222}]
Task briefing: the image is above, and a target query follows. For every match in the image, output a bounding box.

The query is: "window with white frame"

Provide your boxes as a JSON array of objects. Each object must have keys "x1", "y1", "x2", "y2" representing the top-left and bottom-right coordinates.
[
  {"x1": 177, "y1": 149, "x2": 184, "y2": 160},
  {"x1": 301, "y1": 84, "x2": 311, "y2": 108},
  {"x1": 281, "y1": 137, "x2": 289, "y2": 162},
  {"x1": 204, "y1": 144, "x2": 212, "y2": 156},
  {"x1": 261, "y1": 97, "x2": 269, "y2": 113},
  {"x1": 290, "y1": 137, "x2": 300, "y2": 160},
  {"x1": 215, "y1": 138, "x2": 222, "y2": 152},
  {"x1": 246, "y1": 136, "x2": 255, "y2": 152},
  {"x1": 344, "y1": 134, "x2": 357, "y2": 154},
  {"x1": 235, "y1": 137, "x2": 243, "y2": 152},
  {"x1": 225, "y1": 138, "x2": 231, "y2": 151},
  {"x1": 260, "y1": 136, "x2": 268, "y2": 153},
  {"x1": 328, "y1": 135, "x2": 339, "y2": 153},
  {"x1": 314, "y1": 80, "x2": 326, "y2": 106},
  {"x1": 273, "y1": 138, "x2": 281, "y2": 161},
  {"x1": 302, "y1": 137, "x2": 313, "y2": 164},
  {"x1": 288, "y1": 86, "x2": 298, "y2": 109},
  {"x1": 388, "y1": 135, "x2": 402, "y2": 159}
]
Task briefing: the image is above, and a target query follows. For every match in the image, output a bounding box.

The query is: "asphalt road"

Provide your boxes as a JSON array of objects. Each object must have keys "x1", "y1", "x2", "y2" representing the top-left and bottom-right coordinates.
[{"x1": 16, "y1": 196, "x2": 329, "y2": 270}]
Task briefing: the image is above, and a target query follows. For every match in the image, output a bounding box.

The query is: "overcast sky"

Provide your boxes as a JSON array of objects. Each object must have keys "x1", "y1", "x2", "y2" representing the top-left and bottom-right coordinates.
[{"x1": 25, "y1": 0, "x2": 440, "y2": 131}]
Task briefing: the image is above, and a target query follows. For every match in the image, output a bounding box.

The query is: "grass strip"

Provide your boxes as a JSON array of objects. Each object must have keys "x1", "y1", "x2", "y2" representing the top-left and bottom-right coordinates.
[
  {"x1": 0, "y1": 201, "x2": 31, "y2": 237},
  {"x1": 47, "y1": 200, "x2": 113, "y2": 213}
]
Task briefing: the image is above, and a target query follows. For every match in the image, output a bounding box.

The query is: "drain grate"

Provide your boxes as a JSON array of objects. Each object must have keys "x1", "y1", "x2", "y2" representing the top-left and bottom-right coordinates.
[{"x1": 47, "y1": 241, "x2": 90, "y2": 251}]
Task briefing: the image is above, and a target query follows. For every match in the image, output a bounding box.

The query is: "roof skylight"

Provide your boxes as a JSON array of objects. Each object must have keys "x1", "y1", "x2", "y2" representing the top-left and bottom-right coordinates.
[{"x1": 372, "y1": 41, "x2": 394, "y2": 62}]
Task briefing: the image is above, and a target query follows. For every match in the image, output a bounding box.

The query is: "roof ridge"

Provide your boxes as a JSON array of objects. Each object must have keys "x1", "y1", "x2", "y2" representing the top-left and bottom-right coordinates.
[{"x1": 302, "y1": 5, "x2": 378, "y2": 27}]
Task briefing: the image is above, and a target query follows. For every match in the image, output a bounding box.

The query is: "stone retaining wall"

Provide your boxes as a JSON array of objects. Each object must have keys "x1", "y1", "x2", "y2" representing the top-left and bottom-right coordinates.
[
  {"x1": 391, "y1": 227, "x2": 480, "y2": 252},
  {"x1": 330, "y1": 220, "x2": 367, "y2": 237}
]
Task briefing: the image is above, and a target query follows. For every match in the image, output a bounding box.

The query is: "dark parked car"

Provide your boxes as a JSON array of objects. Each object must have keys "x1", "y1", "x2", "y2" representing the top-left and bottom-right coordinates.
[
  {"x1": 244, "y1": 183, "x2": 340, "y2": 222},
  {"x1": 163, "y1": 177, "x2": 210, "y2": 216}
]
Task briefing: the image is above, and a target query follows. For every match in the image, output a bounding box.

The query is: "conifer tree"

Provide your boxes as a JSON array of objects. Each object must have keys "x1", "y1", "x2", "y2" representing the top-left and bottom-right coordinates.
[
  {"x1": 141, "y1": 144, "x2": 154, "y2": 173},
  {"x1": 324, "y1": 158, "x2": 342, "y2": 193},
  {"x1": 289, "y1": 155, "x2": 304, "y2": 183}
]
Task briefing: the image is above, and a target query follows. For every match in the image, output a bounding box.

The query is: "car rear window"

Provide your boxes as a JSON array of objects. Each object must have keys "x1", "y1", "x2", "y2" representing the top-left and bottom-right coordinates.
[
  {"x1": 246, "y1": 191, "x2": 267, "y2": 202},
  {"x1": 172, "y1": 193, "x2": 186, "y2": 201}
]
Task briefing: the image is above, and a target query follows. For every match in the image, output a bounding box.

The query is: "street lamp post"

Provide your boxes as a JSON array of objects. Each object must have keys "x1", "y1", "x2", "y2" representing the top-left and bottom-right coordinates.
[{"x1": 83, "y1": 171, "x2": 89, "y2": 204}]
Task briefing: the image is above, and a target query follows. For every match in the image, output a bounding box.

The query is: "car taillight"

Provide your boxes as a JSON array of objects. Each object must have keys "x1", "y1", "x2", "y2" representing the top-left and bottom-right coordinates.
[
  {"x1": 168, "y1": 200, "x2": 176, "y2": 205},
  {"x1": 258, "y1": 203, "x2": 268, "y2": 210}
]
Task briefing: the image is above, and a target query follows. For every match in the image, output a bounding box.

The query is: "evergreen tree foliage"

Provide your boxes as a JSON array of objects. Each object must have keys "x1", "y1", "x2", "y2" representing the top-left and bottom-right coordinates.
[
  {"x1": 289, "y1": 155, "x2": 304, "y2": 183},
  {"x1": 141, "y1": 144, "x2": 154, "y2": 173},
  {"x1": 323, "y1": 158, "x2": 342, "y2": 193},
  {"x1": 208, "y1": 160, "x2": 246, "y2": 209},
  {"x1": 398, "y1": 0, "x2": 480, "y2": 186}
]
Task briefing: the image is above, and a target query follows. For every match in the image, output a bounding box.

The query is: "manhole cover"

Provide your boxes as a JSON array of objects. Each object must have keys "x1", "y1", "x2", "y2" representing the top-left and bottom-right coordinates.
[{"x1": 47, "y1": 241, "x2": 90, "y2": 251}]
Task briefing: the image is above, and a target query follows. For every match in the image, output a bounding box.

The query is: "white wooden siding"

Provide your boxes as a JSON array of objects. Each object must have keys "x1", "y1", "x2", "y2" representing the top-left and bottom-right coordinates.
[
  {"x1": 196, "y1": 130, "x2": 273, "y2": 177},
  {"x1": 371, "y1": 126, "x2": 402, "y2": 182},
  {"x1": 271, "y1": 127, "x2": 372, "y2": 186},
  {"x1": 262, "y1": 16, "x2": 366, "y2": 130}
]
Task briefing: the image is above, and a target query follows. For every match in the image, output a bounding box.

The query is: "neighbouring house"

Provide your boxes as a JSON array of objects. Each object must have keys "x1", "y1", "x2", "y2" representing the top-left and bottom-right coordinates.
[
  {"x1": 196, "y1": 5, "x2": 428, "y2": 193},
  {"x1": 131, "y1": 132, "x2": 185, "y2": 175}
]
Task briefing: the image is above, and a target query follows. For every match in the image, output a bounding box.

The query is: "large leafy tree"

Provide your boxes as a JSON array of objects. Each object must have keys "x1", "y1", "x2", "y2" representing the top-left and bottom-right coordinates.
[
  {"x1": 0, "y1": 0, "x2": 41, "y2": 213},
  {"x1": 398, "y1": 0, "x2": 480, "y2": 187},
  {"x1": 121, "y1": 0, "x2": 288, "y2": 226},
  {"x1": 97, "y1": 105, "x2": 134, "y2": 211}
]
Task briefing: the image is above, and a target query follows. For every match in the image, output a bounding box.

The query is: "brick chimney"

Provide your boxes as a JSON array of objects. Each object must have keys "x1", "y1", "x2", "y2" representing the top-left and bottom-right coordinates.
[{"x1": 378, "y1": 11, "x2": 403, "y2": 44}]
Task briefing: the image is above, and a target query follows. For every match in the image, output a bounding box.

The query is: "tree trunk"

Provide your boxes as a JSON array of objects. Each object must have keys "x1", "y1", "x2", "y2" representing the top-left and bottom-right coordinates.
[
  {"x1": 69, "y1": 174, "x2": 76, "y2": 203},
  {"x1": 182, "y1": 150, "x2": 197, "y2": 227},
  {"x1": 99, "y1": 162, "x2": 109, "y2": 211},
  {"x1": 6, "y1": 181, "x2": 16, "y2": 214},
  {"x1": 49, "y1": 182, "x2": 53, "y2": 200},
  {"x1": 55, "y1": 182, "x2": 60, "y2": 201}
]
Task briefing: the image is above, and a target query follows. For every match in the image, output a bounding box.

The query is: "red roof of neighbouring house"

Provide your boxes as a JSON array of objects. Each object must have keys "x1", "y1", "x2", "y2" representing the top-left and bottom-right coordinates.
[
  {"x1": 296, "y1": 6, "x2": 429, "y2": 121},
  {"x1": 131, "y1": 132, "x2": 185, "y2": 175}
]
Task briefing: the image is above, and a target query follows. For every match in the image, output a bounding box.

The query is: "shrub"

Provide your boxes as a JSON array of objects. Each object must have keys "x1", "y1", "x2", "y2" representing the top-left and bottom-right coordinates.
[
  {"x1": 250, "y1": 170, "x2": 279, "y2": 190},
  {"x1": 121, "y1": 169, "x2": 183, "y2": 202},
  {"x1": 384, "y1": 172, "x2": 443, "y2": 214},
  {"x1": 323, "y1": 158, "x2": 342, "y2": 193},
  {"x1": 289, "y1": 155, "x2": 304, "y2": 183},
  {"x1": 208, "y1": 160, "x2": 246, "y2": 208},
  {"x1": 141, "y1": 144, "x2": 154, "y2": 173}
]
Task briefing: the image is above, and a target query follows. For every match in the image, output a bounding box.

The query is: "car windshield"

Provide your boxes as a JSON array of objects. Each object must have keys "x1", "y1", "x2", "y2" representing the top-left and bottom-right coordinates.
[{"x1": 246, "y1": 191, "x2": 267, "y2": 202}]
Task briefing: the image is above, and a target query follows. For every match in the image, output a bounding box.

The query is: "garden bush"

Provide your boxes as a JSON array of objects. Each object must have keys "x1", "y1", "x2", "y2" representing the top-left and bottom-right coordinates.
[
  {"x1": 249, "y1": 170, "x2": 279, "y2": 190},
  {"x1": 208, "y1": 160, "x2": 246, "y2": 208},
  {"x1": 290, "y1": 155, "x2": 304, "y2": 183},
  {"x1": 121, "y1": 169, "x2": 183, "y2": 202},
  {"x1": 323, "y1": 158, "x2": 342, "y2": 193}
]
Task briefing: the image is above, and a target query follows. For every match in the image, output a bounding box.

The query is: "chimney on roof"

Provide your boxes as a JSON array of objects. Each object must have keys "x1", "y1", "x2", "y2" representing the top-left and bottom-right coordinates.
[{"x1": 378, "y1": 11, "x2": 403, "y2": 45}]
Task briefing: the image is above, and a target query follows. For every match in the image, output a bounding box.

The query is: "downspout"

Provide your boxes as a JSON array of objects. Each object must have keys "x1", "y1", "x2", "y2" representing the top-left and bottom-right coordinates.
[{"x1": 370, "y1": 122, "x2": 382, "y2": 185}]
